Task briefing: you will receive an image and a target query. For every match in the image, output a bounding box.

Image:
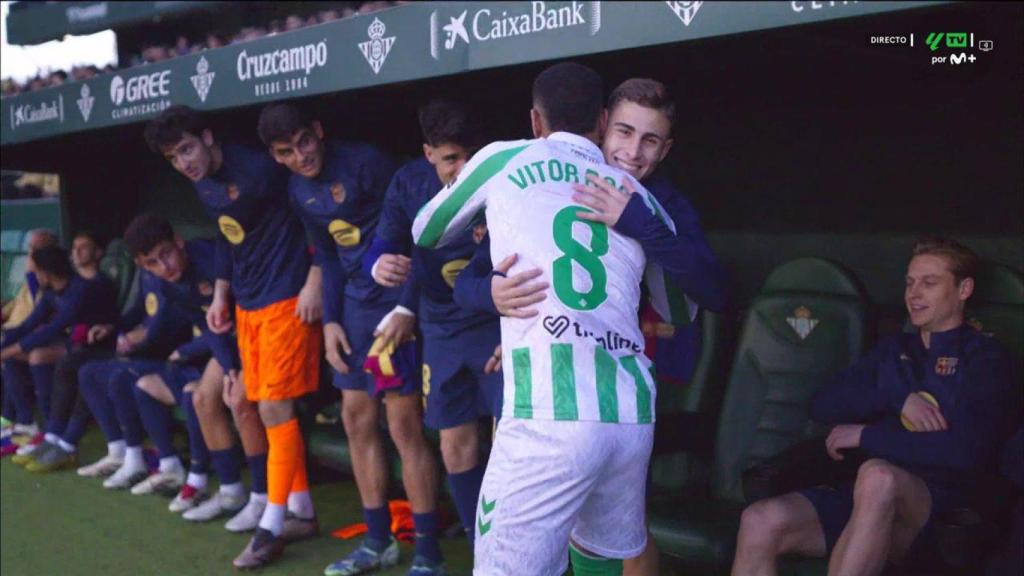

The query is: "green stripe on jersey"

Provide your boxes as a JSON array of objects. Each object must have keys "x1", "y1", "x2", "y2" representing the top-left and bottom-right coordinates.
[
  {"x1": 594, "y1": 347, "x2": 619, "y2": 423},
  {"x1": 417, "y1": 144, "x2": 529, "y2": 248},
  {"x1": 620, "y1": 355, "x2": 653, "y2": 424},
  {"x1": 551, "y1": 344, "x2": 578, "y2": 420},
  {"x1": 512, "y1": 347, "x2": 533, "y2": 419}
]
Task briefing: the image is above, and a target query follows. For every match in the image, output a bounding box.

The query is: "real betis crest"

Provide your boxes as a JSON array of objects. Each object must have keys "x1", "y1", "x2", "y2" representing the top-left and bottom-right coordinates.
[
  {"x1": 787, "y1": 306, "x2": 818, "y2": 340},
  {"x1": 77, "y1": 83, "x2": 94, "y2": 122},
  {"x1": 191, "y1": 56, "x2": 215, "y2": 103},
  {"x1": 359, "y1": 17, "x2": 395, "y2": 75}
]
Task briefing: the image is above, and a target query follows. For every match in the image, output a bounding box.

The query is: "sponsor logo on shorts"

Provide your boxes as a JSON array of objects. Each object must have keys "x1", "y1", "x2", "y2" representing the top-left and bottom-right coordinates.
[
  {"x1": 218, "y1": 215, "x2": 246, "y2": 245},
  {"x1": 359, "y1": 17, "x2": 395, "y2": 74},
  {"x1": 477, "y1": 494, "x2": 497, "y2": 537}
]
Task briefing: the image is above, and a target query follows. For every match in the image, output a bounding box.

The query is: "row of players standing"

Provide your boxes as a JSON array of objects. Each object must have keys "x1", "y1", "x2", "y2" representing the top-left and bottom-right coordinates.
[{"x1": 0, "y1": 67, "x2": 726, "y2": 575}]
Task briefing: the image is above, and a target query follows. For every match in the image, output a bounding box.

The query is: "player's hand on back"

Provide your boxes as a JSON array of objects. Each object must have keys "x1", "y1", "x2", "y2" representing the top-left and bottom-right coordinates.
[
  {"x1": 571, "y1": 174, "x2": 636, "y2": 227},
  {"x1": 373, "y1": 253, "x2": 412, "y2": 287},
  {"x1": 323, "y1": 321, "x2": 353, "y2": 374},
  {"x1": 491, "y1": 253, "x2": 548, "y2": 319}
]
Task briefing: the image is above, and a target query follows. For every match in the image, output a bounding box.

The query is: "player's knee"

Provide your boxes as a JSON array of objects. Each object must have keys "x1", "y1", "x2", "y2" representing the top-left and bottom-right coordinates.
[
  {"x1": 570, "y1": 542, "x2": 624, "y2": 576},
  {"x1": 136, "y1": 375, "x2": 159, "y2": 396},
  {"x1": 855, "y1": 459, "x2": 898, "y2": 506},
  {"x1": 440, "y1": 427, "x2": 478, "y2": 471},
  {"x1": 387, "y1": 409, "x2": 425, "y2": 452},
  {"x1": 191, "y1": 385, "x2": 218, "y2": 416},
  {"x1": 739, "y1": 498, "x2": 794, "y2": 545},
  {"x1": 341, "y1": 402, "x2": 375, "y2": 440}
]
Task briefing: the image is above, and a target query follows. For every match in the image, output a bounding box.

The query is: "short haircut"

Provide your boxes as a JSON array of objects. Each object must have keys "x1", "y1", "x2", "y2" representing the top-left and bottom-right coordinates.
[
  {"x1": 144, "y1": 105, "x2": 209, "y2": 153},
  {"x1": 73, "y1": 229, "x2": 104, "y2": 249},
  {"x1": 31, "y1": 245, "x2": 73, "y2": 279},
  {"x1": 607, "y1": 78, "x2": 676, "y2": 130},
  {"x1": 912, "y1": 236, "x2": 979, "y2": 283},
  {"x1": 532, "y1": 62, "x2": 604, "y2": 135},
  {"x1": 124, "y1": 212, "x2": 176, "y2": 257},
  {"x1": 28, "y1": 229, "x2": 58, "y2": 250},
  {"x1": 417, "y1": 98, "x2": 483, "y2": 149},
  {"x1": 257, "y1": 103, "x2": 314, "y2": 147}
]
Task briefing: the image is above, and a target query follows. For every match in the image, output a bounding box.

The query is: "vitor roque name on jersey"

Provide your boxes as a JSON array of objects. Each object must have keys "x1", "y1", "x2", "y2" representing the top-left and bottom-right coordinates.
[
  {"x1": 236, "y1": 40, "x2": 328, "y2": 97},
  {"x1": 507, "y1": 158, "x2": 627, "y2": 193},
  {"x1": 544, "y1": 315, "x2": 643, "y2": 354}
]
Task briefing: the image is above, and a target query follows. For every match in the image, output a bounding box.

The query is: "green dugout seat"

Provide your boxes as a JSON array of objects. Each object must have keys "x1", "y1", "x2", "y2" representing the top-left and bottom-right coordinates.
[
  {"x1": 1, "y1": 229, "x2": 24, "y2": 252},
  {"x1": 3, "y1": 254, "x2": 28, "y2": 303},
  {"x1": 965, "y1": 262, "x2": 1024, "y2": 365},
  {"x1": 650, "y1": 258, "x2": 869, "y2": 574},
  {"x1": 99, "y1": 239, "x2": 137, "y2": 311}
]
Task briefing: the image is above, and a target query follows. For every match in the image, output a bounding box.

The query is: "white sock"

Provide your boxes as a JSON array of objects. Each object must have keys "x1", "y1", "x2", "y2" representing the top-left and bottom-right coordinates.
[
  {"x1": 108, "y1": 440, "x2": 126, "y2": 458},
  {"x1": 219, "y1": 482, "x2": 245, "y2": 499},
  {"x1": 44, "y1": 432, "x2": 60, "y2": 445},
  {"x1": 258, "y1": 503, "x2": 286, "y2": 536},
  {"x1": 287, "y1": 490, "x2": 315, "y2": 519},
  {"x1": 158, "y1": 456, "x2": 182, "y2": 473},
  {"x1": 186, "y1": 472, "x2": 208, "y2": 490},
  {"x1": 124, "y1": 446, "x2": 145, "y2": 469},
  {"x1": 57, "y1": 439, "x2": 76, "y2": 453},
  {"x1": 14, "y1": 423, "x2": 38, "y2": 435},
  {"x1": 250, "y1": 491, "x2": 268, "y2": 503}
]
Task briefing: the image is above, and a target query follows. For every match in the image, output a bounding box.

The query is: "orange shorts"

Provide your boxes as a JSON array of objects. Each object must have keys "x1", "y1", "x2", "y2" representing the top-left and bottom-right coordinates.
[{"x1": 236, "y1": 297, "x2": 321, "y2": 401}]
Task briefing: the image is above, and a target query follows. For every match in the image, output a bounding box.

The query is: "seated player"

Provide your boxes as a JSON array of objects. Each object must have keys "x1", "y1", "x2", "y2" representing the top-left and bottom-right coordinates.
[
  {"x1": 2, "y1": 229, "x2": 58, "y2": 450},
  {"x1": 146, "y1": 106, "x2": 323, "y2": 568},
  {"x1": 74, "y1": 249, "x2": 193, "y2": 488},
  {"x1": 117, "y1": 213, "x2": 246, "y2": 515},
  {"x1": 258, "y1": 102, "x2": 446, "y2": 576},
  {"x1": 2, "y1": 244, "x2": 119, "y2": 472},
  {"x1": 363, "y1": 97, "x2": 503, "y2": 556},
  {"x1": 731, "y1": 238, "x2": 1016, "y2": 576}
]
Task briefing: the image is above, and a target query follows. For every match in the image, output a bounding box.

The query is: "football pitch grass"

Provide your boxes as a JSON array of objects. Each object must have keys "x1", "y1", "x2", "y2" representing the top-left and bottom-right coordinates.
[{"x1": 1, "y1": 430, "x2": 473, "y2": 576}]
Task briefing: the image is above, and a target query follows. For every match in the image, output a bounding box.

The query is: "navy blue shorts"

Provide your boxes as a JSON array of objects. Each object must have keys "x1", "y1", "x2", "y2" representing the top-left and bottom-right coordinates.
[
  {"x1": 87, "y1": 357, "x2": 168, "y2": 386},
  {"x1": 800, "y1": 478, "x2": 960, "y2": 554},
  {"x1": 331, "y1": 293, "x2": 418, "y2": 397},
  {"x1": 422, "y1": 322, "x2": 502, "y2": 430},
  {"x1": 155, "y1": 363, "x2": 203, "y2": 405}
]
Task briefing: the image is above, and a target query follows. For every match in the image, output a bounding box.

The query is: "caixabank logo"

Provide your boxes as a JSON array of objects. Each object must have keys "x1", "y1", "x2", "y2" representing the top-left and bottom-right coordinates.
[
  {"x1": 109, "y1": 69, "x2": 172, "y2": 120},
  {"x1": 10, "y1": 95, "x2": 64, "y2": 131},
  {"x1": 430, "y1": 1, "x2": 602, "y2": 60}
]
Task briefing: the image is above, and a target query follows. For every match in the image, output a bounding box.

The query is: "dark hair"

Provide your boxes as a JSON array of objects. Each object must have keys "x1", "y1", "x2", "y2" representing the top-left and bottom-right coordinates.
[
  {"x1": 607, "y1": 78, "x2": 676, "y2": 130},
  {"x1": 31, "y1": 245, "x2": 73, "y2": 279},
  {"x1": 124, "y1": 212, "x2": 176, "y2": 257},
  {"x1": 257, "y1": 103, "x2": 314, "y2": 147},
  {"x1": 144, "y1": 105, "x2": 209, "y2": 153},
  {"x1": 912, "y1": 237, "x2": 979, "y2": 284},
  {"x1": 73, "y1": 229, "x2": 104, "y2": 249},
  {"x1": 417, "y1": 98, "x2": 483, "y2": 149},
  {"x1": 532, "y1": 62, "x2": 604, "y2": 135}
]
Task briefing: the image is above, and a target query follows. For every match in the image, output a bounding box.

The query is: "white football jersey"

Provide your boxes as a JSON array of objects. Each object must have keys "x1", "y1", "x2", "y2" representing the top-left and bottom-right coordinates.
[{"x1": 412, "y1": 132, "x2": 675, "y2": 424}]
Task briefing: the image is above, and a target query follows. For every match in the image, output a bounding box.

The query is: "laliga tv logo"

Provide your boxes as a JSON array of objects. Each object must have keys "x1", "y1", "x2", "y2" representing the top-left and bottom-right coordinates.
[
  {"x1": 191, "y1": 56, "x2": 216, "y2": 103},
  {"x1": 359, "y1": 17, "x2": 395, "y2": 75},
  {"x1": 665, "y1": 1, "x2": 703, "y2": 27},
  {"x1": 77, "y1": 83, "x2": 94, "y2": 122},
  {"x1": 430, "y1": 2, "x2": 602, "y2": 60}
]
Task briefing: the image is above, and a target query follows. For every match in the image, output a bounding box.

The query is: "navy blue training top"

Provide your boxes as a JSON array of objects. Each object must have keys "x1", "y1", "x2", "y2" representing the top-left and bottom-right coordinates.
[
  {"x1": 811, "y1": 324, "x2": 1016, "y2": 486},
  {"x1": 2, "y1": 273, "x2": 118, "y2": 351},
  {"x1": 117, "y1": 270, "x2": 193, "y2": 359},
  {"x1": 288, "y1": 140, "x2": 399, "y2": 324},
  {"x1": 193, "y1": 143, "x2": 310, "y2": 311}
]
